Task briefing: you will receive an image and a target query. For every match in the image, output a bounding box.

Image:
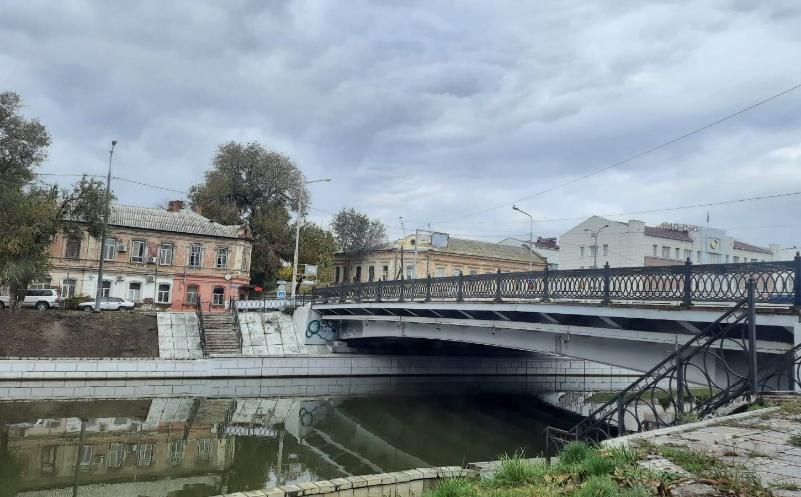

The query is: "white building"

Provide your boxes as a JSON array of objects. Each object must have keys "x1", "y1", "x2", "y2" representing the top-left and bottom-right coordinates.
[
  {"x1": 499, "y1": 237, "x2": 560, "y2": 269},
  {"x1": 559, "y1": 216, "x2": 778, "y2": 270}
]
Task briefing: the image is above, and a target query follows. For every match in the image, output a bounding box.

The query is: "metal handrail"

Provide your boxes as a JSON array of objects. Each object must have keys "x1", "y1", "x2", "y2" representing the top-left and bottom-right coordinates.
[
  {"x1": 313, "y1": 256, "x2": 801, "y2": 307},
  {"x1": 544, "y1": 281, "x2": 759, "y2": 458},
  {"x1": 194, "y1": 299, "x2": 207, "y2": 356},
  {"x1": 230, "y1": 296, "x2": 243, "y2": 351}
]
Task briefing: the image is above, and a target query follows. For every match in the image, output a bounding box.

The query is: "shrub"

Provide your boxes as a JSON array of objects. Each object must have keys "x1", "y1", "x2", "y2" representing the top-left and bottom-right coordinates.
[
  {"x1": 559, "y1": 441, "x2": 593, "y2": 465},
  {"x1": 582, "y1": 453, "x2": 617, "y2": 476},
  {"x1": 574, "y1": 476, "x2": 622, "y2": 497}
]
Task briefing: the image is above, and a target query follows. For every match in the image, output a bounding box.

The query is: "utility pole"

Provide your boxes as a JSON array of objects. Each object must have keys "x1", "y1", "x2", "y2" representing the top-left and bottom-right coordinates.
[
  {"x1": 94, "y1": 140, "x2": 116, "y2": 312},
  {"x1": 412, "y1": 228, "x2": 419, "y2": 279},
  {"x1": 290, "y1": 178, "x2": 331, "y2": 300},
  {"x1": 584, "y1": 224, "x2": 609, "y2": 269},
  {"x1": 512, "y1": 205, "x2": 534, "y2": 271}
]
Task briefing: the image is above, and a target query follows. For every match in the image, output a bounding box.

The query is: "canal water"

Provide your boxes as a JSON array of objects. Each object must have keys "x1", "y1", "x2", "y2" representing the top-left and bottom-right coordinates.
[{"x1": 0, "y1": 381, "x2": 588, "y2": 497}]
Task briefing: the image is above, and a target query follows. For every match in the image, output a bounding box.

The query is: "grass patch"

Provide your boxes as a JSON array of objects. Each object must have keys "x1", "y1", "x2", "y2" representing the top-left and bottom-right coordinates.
[
  {"x1": 771, "y1": 480, "x2": 801, "y2": 491},
  {"x1": 675, "y1": 411, "x2": 699, "y2": 425},
  {"x1": 558, "y1": 441, "x2": 593, "y2": 465},
  {"x1": 490, "y1": 452, "x2": 547, "y2": 487},
  {"x1": 788, "y1": 433, "x2": 801, "y2": 447},
  {"x1": 425, "y1": 478, "x2": 476, "y2": 497}
]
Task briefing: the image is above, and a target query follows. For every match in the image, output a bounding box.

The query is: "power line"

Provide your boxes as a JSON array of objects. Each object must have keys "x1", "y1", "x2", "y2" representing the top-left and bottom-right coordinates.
[{"x1": 434, "y1": 80, "x2": 801, "y2": 224}]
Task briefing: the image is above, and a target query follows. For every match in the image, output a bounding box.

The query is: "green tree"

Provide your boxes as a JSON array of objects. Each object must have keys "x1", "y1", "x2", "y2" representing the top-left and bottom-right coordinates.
[
  {"x1": 190, "y1": 141, "x2": 309, "y2": 286},
  {"x1": 299, "y1": 222, "x2": 336, "y2": 285},
  {"x1": 331, "y1": 208, "x2": 386, "y2": 281},
  {"x1": 0, "y1": 91, "x2": 109, "y2": 311}
]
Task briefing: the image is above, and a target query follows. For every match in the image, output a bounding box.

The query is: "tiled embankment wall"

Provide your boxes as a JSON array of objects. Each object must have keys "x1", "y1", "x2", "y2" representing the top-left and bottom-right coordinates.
[
  {"x1": 0, "y1": 354, "x2": 637, "y2": 381},
  {"x1": 0, "y1": 371, "x2": 642, "y2": 400}
]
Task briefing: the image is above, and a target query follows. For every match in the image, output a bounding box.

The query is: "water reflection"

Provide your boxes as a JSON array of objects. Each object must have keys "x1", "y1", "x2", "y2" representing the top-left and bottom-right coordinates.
[{"x1": 0, "y1": 383, "x2": 587, "y2": 497}]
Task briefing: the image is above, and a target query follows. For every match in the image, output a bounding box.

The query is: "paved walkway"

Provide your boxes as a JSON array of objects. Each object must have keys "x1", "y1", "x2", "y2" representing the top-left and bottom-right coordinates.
[{"x1": 642, "y1": 401, "x2": 801, "y2": 496}]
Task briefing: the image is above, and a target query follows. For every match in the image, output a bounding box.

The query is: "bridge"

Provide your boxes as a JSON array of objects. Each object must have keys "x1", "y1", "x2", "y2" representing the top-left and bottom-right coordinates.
[{"x1": 306, "y1": 258, "x2": 801, "y2": 379}]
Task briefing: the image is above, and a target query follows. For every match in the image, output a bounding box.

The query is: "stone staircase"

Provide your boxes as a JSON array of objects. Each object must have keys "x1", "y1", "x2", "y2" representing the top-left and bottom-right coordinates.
[{"x1": 201, "y1": 313, "x2": 241, "y2": 356}]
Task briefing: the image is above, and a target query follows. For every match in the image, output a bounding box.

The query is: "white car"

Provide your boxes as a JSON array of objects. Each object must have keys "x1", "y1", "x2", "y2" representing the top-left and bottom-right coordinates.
[
  {"x1": 0, "y1": 288, "x2": 61, "y2": 311},
  {"x1": 78, "y1": 297, "x2": 136, "y2": 312}
]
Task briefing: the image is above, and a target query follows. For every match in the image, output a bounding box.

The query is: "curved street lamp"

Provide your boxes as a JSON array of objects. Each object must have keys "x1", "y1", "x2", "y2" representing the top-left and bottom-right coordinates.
[{"x1": 584, "y1": 224, "x2": 609, "y2": 268}]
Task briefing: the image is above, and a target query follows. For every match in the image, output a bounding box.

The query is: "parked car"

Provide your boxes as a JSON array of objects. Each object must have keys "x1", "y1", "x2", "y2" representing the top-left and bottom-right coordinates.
[
  {"x1": 78, "y1": 296, "x2": 136, "y2": 312},
  {"x1": 0, "y1": 288, "x2": 61, "y2": 311}
]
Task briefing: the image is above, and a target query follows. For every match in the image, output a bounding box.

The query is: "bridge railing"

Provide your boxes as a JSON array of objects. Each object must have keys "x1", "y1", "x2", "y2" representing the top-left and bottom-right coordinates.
[{"x1": 312, "y1": 255, "x2": 801, "y2": 307}]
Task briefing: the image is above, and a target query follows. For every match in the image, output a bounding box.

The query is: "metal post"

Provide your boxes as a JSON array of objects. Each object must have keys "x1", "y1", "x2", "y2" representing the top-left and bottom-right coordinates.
[
  {"x1": 339, "y1": 281, "x2": 345, "y2": 303},
  {"x1": 543, "y1": 265, "x2": 550, "y2": 302},
  {"x1": 682, "y1": 258, "x2": 693, "y2": 307},
  {"x1": 399, "y1": 276, "x2": 405, "y2": 303},
  {"x1": 356, "y1": 282, "x2": 362, "y2": 303},
  {"x1": 793, "y1": 252, "x2": 801, "y2": 310},
  {"x1": 290, "y1": 195, "x2": 302, "y2": 301},
  {"x1": 425, "y1": 274, "x2": 432, "y2": 302},
  {"x1": 494, "y1": 268, "x2": 502, "y2": 303},
  {"x1": 747, "y1": 278, "x2": 758, "y2": 394},
  {"x1": 94, "y1": 140, "x2": 116, "y2": 312},
  {"x1": 676, "y1": 350, "x2": 685, "y2": 415},
  {"x1": 602, "y1": 262, "x2": 611, "y2": 305},
  {"x1": 616, "y1": 399, "x2": 625, "y2": 435},
  {"x1": 376, "y1": 278, "x2": 383, "y2": 302},
  {"x1": 457, "y1": 273, "x2": 464, "y2": 302}
]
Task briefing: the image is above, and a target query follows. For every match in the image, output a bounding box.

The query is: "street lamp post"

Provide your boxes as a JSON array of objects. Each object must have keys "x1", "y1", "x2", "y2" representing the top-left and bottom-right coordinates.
[
  {"x1": 512, "y1": 205, "x2": 534, "y2": 271},
  {"x1": 94, "y1": 140, "x2": 117, "y2": 312},
  {"x1": 291, "y1": 178, "x2": 332, "y2": 301},
  {"x1": 584, "y1": 224, "x2": 609, "y2": 268}
]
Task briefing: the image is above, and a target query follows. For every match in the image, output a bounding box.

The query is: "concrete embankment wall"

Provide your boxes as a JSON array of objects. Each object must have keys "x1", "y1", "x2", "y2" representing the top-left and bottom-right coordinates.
[
  {"x1": 0, "y1": 353, "x2": 638, "y2": 382},
  {"x1": 0, "y1": 373, "x2": 643, "y2": 400}
]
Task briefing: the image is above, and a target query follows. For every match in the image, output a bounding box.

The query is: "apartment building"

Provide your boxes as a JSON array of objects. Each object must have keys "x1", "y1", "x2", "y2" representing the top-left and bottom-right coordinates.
[
  {"x1": 45, "y1": 201, "x2": 251, "y2": 311},
  {"x1": 559, "y1": 215, "x2": 778, "y2": 270},
  {"x1": 332, "y1": 232, "x2": 545, "y2": 283}
]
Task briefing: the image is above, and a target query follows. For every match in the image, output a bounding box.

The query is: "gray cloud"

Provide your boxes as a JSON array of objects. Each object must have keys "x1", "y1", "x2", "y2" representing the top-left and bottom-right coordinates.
[{"x1": 2, "y1": 0, "x2": 801, "y2": 249}]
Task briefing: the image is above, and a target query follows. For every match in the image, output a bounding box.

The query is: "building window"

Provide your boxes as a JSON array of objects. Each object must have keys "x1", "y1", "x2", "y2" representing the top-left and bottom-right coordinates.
[
  {"x1": 212, "y1": 287, "x2": 225, "y2": 306},
  {"x1": 382, "y1": 265, "x2": 389, "y2": 280},
  {"x1": 137, "y1": 444, "x2": 153, "y2": 467},
  {"x1": 355, "y1": 266, "x2": 362, "y2": 282},
  {"x1": 168, "y1": 441, "x2": 185, "y2": 466},
  {"x1": 78, "y1": 445, "x2": 93, "y2": 470},
  {"x1": 159, "y1": 243, "x2": 174, "y2": 265},
  {"x1": 66, "y1": 237, "x2": 81, "y2": 259},
  {"x1": 215, "y1": 247, "x2": 228, "y2": 268},
  {"x1": 675, "y1": 248, "x2": 680, "y2": 259},
  {"x1": 103, "y1": 237, "x2": 116, "y2": 261},
  {"x1": 590, "y1": 246, "x2": 597, "y2": 257},
  {"x1": 684, "y1": 249, "x2": 692, "y2": 260},
  {"x1": 751, "y1": 258, "x2": 757, "y2": 263},
  {"x1": 186, "y1": 285, "x2": 199, "y2": 305},
  {"x1": 108, "y1": 443, "x2": 125, "y2": 469},
  {"x1": 580, "y1": 246, "x2": 585, "y2": 257},
  {"x1": 130, "y1": 240, "x2": 146, "y2": 263},
  {"x1": 41, "y1": 445, "x2": 57, "y2": 473},
  {"x1": 368, "y1": 266, "x2": 375, "y2": 282},
  {"x1": 469, "y1": 270, "x2": 478, "y2": 276},
  {"x1": 725, "y1": 255, "x2": 730, "y2": 263},
  {"x1": 128, "y1": 282, "x2": 141, "y2": 301},
  {"x1": 61, "y1": 278, "x2": 77, "y2": 298},
  {"x1": 652, "y1": 245, "x2": 658, "y2": 257},
  {"x1": 334, "y1": 267, "x2": 340, "y2": 283},
  {"x1": 405, "y1": 265, "x2": 414, "y2": 279},
  {"x1": 662, "y1": 246, "x2": 671, "y2": 259},
  {"x1": 242, "y1": 248, "x2": 250, "y2": 271},
  {"x1": 196, "y1": 439, "x2": 211, "y2": 464},
  {"x1": 697, "y1": 251, "x2": 702, "y2": 263},
  {"x1": 188, "y1": 244, "x2": 202, "y2": 268},
  {"x1": 602, "y1": 244, "x2": 608, "y2": 256},
  {"x1": 157, "y1": 284, "x2": 171, "y2": 303},
  {"x1": 436, "y1": 267, "x2": 445, "y2": 278},
  {"x1": 733, "y1": 256, "x2": 740, "y2": 263},
  {"x1": 452, "y1": 268, "x2": 462, "y2": 276},
  {"x1": 30, "y1": 277, "x2": 51, "y2": 289},
  {"x1": 101, "y1": 280, "x2": 111, "y2": 297}
]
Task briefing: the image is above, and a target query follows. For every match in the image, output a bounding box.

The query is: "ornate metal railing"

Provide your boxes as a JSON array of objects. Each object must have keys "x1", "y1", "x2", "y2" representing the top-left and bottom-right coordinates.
[
  {"x1": 545, "y1": 281, "x2": 759, "y2": 462},
  {"x1": 312, "y1": 256, "x2": 801, "y2": 307},
  {"x1": 229, "y1": 296, "x2": 243, "y2": 351}
]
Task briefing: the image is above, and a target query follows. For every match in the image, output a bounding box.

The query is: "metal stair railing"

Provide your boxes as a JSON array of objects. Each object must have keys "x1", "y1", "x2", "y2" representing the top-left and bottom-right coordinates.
[
  {"x1": 195, "y1": 299, "x2": 208, "y2": 357},
  {"x1": 229, "y1": 296, "x2": 243, "y2": 352},
  {"x1": 545, "y1": 280, "x2": 759, "y2": 462}
]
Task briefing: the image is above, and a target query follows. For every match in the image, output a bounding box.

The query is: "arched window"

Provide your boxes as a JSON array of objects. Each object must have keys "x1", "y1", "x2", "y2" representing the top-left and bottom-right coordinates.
[
  {"x1": 157, "y1": 284, "x2": 171, "y2": 303},
  {"x1": 186, "y1": 285, "x2": 199, "y2": 305},
  {"x1": 212, "y1": 287, "x2": 225, "y2": 306}
]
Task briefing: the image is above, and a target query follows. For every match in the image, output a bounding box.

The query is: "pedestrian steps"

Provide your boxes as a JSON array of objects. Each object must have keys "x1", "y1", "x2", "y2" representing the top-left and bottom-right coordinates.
[{"x1": 201, "y1": 313, "x2": 241, "y2": 356}]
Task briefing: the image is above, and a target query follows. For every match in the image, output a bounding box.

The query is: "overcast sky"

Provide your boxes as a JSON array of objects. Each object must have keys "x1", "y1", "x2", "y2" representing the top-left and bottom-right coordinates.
[{"x1": 3, "y1": 1, "x2": 801, "y2": 248}]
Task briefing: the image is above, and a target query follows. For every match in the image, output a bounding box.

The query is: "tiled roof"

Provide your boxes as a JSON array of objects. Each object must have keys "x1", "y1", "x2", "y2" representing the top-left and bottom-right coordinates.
[
  {"x1": 108, "y1": 205, "x2": 244, "y2": 239},
  {"x1": 644, "y1": 226, "x2": 693, "y2": 242},
  {"x1": 442, "y1": 237, "x2": 539, "y2": 262},
  {"x1": 733, "y1": 240, "x2": 772, "y2": 255}
]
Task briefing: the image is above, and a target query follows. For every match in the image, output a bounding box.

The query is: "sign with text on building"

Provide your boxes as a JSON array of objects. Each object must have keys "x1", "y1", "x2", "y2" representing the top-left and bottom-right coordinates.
[{"x1": 303, "y1": 264, "x2": 318, "y2": 277}]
